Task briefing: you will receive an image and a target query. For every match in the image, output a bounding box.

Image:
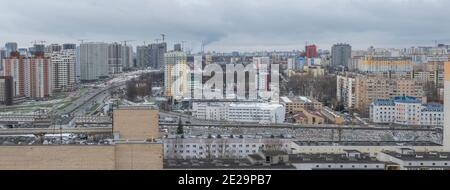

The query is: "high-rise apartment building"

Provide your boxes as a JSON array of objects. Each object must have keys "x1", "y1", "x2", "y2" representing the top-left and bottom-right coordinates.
[
  {"x1": 51, "y1": 49, "x2": 76, "y2": 91},
  {"x1": 23, "y1": 52, "x2": 53, "y2": 98},
  {"x1": 253, "y1": 57, "x2": 271, "y2": 98},
  {"x1": 136, "y1": 45, "x2": 151, "y2": 68},
  {"x1": 62, "y1": 43, "x2": 76, "y2": 50},
  {"x1": 121, "y1": 45, "x2": 133, "y2": 69},
  {"x1": 46, "y1": 44, "x2": 62, "y2": 53},
  {"x1": 358, "y1": 56, "x2": 413, "y2": 72},
  {"x1": 337, "y1": 73, "x2": 425, "y2": 116},
  {"x1": 137, "y1": 43, "x2": 167, "y2": 69},
  {"x1": 331, "y1": 43, "x2": 352, "y2": 67},
  {"x1": 305, "y1": 44, "x2": 317, "y2": 58},
  {"x1": 356, "y1": 75, "x2": 424, "y2": 116},
  {"x1": 0, "y1": 76, "x2": 13, "y2": 105},
  {"x1": 5, "y1": 42, "x2": 18, "y2": 57},
  {"x1": 2, "y1": 52, "x2": 25, "y2": 96},
  {"x1": 108, "y1": 43, "x2": 123, "y2": 74},
  {"x1": 164, "y1": 51, "x2": 188, "y2": 99},
  {"x1": 79, "y1": 42, "x2": 109, "y2": 81}
]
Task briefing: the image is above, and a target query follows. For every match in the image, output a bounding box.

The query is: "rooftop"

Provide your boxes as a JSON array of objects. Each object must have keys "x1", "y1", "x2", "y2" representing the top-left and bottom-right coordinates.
[
  {"x1": 382, "y1": 151, "x2": 450, "y2": 161},
  {"x1": 421, "y1": 103, "x2": 443, "y2": 112},
  {"x1": 163, "y1": 159, "x2": 295, "y2": 169},
  {"x1": 288, "y1": 153, "x2": 384, "y2": 164},
  {"x1": 293, "y1": 141, "x2": 441, "y2": 147}
]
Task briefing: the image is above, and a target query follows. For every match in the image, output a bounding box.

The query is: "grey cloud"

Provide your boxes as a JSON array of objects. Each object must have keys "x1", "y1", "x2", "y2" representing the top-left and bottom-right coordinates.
[{"x1": 1, "y1": 0, "x2": 450, "y2": 51}]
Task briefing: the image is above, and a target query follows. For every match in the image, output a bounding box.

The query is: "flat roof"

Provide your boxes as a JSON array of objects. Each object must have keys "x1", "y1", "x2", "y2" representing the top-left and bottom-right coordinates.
[
  {"x1": 293, "y1": 141, "x2": 442, "y2": 147},
  {"x1": 382, "y1": 151, "x2": 450, "y2": 161},
  {"x1": 288, "y1": 153, "x2": 384, "y2": 164},
  {"x1": 163, "y1": 159, "x2": 295, "y2": 169}
]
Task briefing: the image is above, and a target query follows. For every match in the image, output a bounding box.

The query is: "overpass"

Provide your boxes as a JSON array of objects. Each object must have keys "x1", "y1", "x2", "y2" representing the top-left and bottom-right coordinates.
[{"x1": 0, "y1": 127, "x2": 112, "y2": 135}]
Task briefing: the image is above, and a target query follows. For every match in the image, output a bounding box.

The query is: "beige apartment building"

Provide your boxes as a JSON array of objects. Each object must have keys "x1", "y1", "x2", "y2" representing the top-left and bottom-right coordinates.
[
  {"x1": 337, "y1": 73, "x2": 425, "y2": 116},
  {"x1": 0, "y1": 106, "x2": 163, "y2": 170}
]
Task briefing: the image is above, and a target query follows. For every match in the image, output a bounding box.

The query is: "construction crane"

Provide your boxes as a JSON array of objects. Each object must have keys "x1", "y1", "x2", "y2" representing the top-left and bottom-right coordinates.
[
  {"x1": 161, "y1": 34, "x2": 166, "y2": 42},
  {"x1": 181, "y1": 41, "x2": 186, "y2": 51}
]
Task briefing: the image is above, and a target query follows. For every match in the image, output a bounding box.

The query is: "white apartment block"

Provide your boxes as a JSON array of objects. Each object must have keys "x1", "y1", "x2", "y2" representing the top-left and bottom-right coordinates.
[
  {"x1": 192, "y1": 101, "x2": 285, "y2": 124},
  {"x1": 370, "y1": 96, "x2": 443, "y2": 126},
  {"x1": 51, "y1": 49, "x2": 76, "y2": 91},
  {"x1": 336, "y1": 74, "x2": 357, "y2": 109},
  {"x1": 164, "y1": 138, "x2": 291, "y2": 159},
  {"x1": 253, "y1": 57, "x2": 270, "y2": 99}
]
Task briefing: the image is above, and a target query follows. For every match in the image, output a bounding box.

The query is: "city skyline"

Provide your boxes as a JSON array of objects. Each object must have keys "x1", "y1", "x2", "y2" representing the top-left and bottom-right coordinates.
[{"x1": 1, "y1": 0, "x2": 450, "y2": 52}]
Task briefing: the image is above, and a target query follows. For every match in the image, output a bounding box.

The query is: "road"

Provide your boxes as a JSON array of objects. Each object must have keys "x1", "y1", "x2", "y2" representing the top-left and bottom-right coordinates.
[{"x1": 54, "y1": 69, "x2": 161, "y2": 116}]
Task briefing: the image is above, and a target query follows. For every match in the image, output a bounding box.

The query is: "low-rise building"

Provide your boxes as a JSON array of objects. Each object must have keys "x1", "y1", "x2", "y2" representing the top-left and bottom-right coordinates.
[
  {"x1": 370, "y1": 96, "x2": 443, "y2": 126},
  {"x1": 164, "y1": 138, "x2": 291, "y2": 160},
  {"x1": 192, "y1": 101, "x2": 285, "y2": 124},
  {"x1": 289, "y1": 150, "x2": 385, "y2": 170},
  {"x1": 377, "y1": 148, "x2": 450, "y2": 170},
  {"x1": 289, "y1": 108, "x2": 325, "y2": 125},
  {"x1": 280, "y1": 96, "x2": 323, "y2": 114}
]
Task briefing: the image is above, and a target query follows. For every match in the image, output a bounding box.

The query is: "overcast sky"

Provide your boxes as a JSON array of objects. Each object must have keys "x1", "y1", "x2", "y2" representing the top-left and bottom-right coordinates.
[{"x1": 1, "y1": 0, "x2": 450, "y2": 52}]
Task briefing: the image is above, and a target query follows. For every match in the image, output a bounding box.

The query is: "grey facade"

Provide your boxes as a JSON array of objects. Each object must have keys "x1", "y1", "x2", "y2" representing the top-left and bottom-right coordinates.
[
  {"x1": 107, "y1": 43, "x2": 133, "y2": 74},
  {"x1": 79, "y1": 42, "x2": 109, "y2": 81},
  {"x1": 136, "y1": 42, "x2": 167, "y2": 69},
  {"x1": 63, "y1": 43, "x2": 77, "y2": 50},
  {"x1": 5, "y1": 42, "x2": 18, "y2": 57},
  {"x1": 108, "y1": 43, "x2": 123, "y2": 74},
  {"x1": 331, "y1": 43, "x2": 352, "y2": 67}
]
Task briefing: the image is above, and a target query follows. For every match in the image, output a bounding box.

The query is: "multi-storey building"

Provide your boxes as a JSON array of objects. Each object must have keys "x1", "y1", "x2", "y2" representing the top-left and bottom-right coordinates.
[
  {"x1": 0, "y1": 76, "x2": 13, "y2": 105},
  {"x1": 280, "y1": 96, "x2": 323, "y2": 114},
  {"x1": 5, "y1": 42, "x2": 18, "y2": 57},
  {"x1": 108, "y1": 43, "x2": 123, "y2": 74},
  {"x1": 23, "y1": 52, "x2": 53, "y2": 98},
  {"x1": 164, "y1": 138, "x2": 291, "y2": 159},
  {"x1": 107, "y1": 43, "x2": 133, "y2": 73},
  {"x1": 356, "y1": 75, "x2": 424, "y2": 116},
  {"x1": 253, "y1": 57, "x2": 271, "y2": 98},
  {"x1": 370, "y1": 96, "x2": 443, "y2": 126},
  {"x1": 331, "y1": 43, "x2": 352, "y2": 67},
  {"x1": 79, "y1": 42, "x2": 109, "y2": 81},
  {"x1": 164, "y1": 51, "x2": 188, "y2": 99},
  {"x1": 420, "y1": 103, "x2": 444, "y2": 126},
  {"x1": 358, "y1": 56, "x2": 413, "y2": 72},
  {"x1": 192, "y1": 101, "x2": 285, "y2": 124},
  {"x1": 336, "y1": 74, "x2": 357, "y2": 109},
  {"x1": 305, "y1": 44, "x2": 317, "y2": 58},
  {"x1": 2, "y1": 52, "x2": 53, "y2": 98},
  {"x1": 51, "y1": 49, "x2": 76, "y2": 91},
  {"x1": 136, "y1": 42, "x2": 167, "y2": 69}
]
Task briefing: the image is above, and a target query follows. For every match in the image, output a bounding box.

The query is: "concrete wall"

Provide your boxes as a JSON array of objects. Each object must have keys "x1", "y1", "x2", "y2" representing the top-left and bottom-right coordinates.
[
  {"x1": 0, "y1": 146, "x2": 115, "y2": 170},
  {"x1": 115, "y1": 143, "x2": 163, "y2": 170},
  {"x1": 113, "y1": 107, "x2": 159, "y2": 140},
  {"x1": 0, "y1": 143, "x2": 162, "y2": 170}
]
